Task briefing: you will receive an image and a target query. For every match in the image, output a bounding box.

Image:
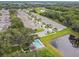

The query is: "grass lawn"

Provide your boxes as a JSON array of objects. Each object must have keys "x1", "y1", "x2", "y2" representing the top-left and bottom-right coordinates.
[
  {"x1": 41, "y1": 28, "x2": 71, "y2": 41},
  {"x1": 40, "y1": 28, "x2": 71, "y2": 57},
  {"x1": 34, "y1": 7, "x2": 46, "y2": 14},
  {"x1": 35, "y1": 48, "x2": 54, "y2": 57},
  {"x1": 25, "y1": 48, "x2": 54, "y2": 57},
  {"x1": 36, "y1": 28, "x2": 44, "y2": 33}
]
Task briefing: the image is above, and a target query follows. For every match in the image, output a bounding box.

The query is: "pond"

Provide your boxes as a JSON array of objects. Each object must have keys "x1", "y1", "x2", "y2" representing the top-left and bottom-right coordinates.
[{"x1": 50, "y1": 35, "x2": 79, "y2": 57}]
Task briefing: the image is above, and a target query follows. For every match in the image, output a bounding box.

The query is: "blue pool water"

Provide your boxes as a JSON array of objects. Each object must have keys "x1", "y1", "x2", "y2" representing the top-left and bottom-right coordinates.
[{"x1": 33, "y1": 39, "x2": 44, "y2": 49}]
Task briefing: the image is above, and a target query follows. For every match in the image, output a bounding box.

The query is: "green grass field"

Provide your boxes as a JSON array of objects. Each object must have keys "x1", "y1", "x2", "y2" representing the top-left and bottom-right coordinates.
[{"x1": 36, "y1": 28, "x2": 44, "y2": 33}]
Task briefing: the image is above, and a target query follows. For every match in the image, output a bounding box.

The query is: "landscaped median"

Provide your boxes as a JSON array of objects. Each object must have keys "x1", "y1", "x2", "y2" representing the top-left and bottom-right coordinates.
[{"x1": 40, "y1": 28, "x2": 71, "y2": 57}]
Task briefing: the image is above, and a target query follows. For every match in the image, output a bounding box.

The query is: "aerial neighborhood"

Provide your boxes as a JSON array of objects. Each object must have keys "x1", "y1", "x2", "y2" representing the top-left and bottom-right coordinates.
[{"x1": 0, "y1": 1, "x2": 79, "y2": 57}]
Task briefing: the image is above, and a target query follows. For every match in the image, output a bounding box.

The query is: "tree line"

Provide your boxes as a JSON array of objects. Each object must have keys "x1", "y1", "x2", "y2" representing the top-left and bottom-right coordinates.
[
  {"x1": 32, "y1": 6, "x2": 79, "y2": 32},
  {"x1": 0, "y1": 9, "x2": 34, "y2": 56}
]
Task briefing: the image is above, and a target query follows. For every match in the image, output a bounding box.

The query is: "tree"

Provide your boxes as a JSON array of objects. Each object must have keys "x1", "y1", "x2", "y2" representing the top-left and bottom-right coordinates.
[
  {"x1": 0, "y1": 9, "x2": 34, "y2": 56},
  {"x1": 63, "y1": 15, "x2": 72, "y2": 26},
  {"x1": 0, "y1": 26, "x2": 34, "y2": 56},
  {"x1": 72, "y1": 21, "x2": 79, "y2": 32}
]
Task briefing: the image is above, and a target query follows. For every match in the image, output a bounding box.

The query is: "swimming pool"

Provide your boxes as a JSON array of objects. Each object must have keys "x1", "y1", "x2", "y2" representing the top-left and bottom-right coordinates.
[{"x1": 33, "y1": 39, "x2": 45, "y2": 49}]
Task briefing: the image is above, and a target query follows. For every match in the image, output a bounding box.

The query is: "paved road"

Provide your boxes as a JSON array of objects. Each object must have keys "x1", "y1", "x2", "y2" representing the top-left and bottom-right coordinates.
[
  {"x1": 0, "y1": 9, "x2": 11, "y2": 32},
  {"x1": 19, "y1": 9, "x2": 67, "y2": 37},
  {"x1": 23, "y1": 9, "x2": 67, "y2": 37},
  {"x1": 30, "y1": 11, "x2": 67, "y2": 31},
  {"x1": 51, "y1": 35, "x2": 79, "y2": 57},
  {"x1": 17, "y1": 9, "x2": 42, "y2": 30},
  {"x1": 17, "y1": 9, "x2": 48, "y2": 37}
]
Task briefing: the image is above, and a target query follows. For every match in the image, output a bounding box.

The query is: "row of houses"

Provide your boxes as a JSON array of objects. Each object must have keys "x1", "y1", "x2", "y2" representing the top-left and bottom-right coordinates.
[{"x1": 0, "y1": 9, "x2": 11, "y2": 32}]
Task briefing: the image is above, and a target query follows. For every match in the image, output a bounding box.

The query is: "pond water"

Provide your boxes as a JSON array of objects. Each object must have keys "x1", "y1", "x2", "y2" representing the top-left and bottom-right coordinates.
[{"x1": 50, "y1": 35, "x2": 79, "y2": 57}]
